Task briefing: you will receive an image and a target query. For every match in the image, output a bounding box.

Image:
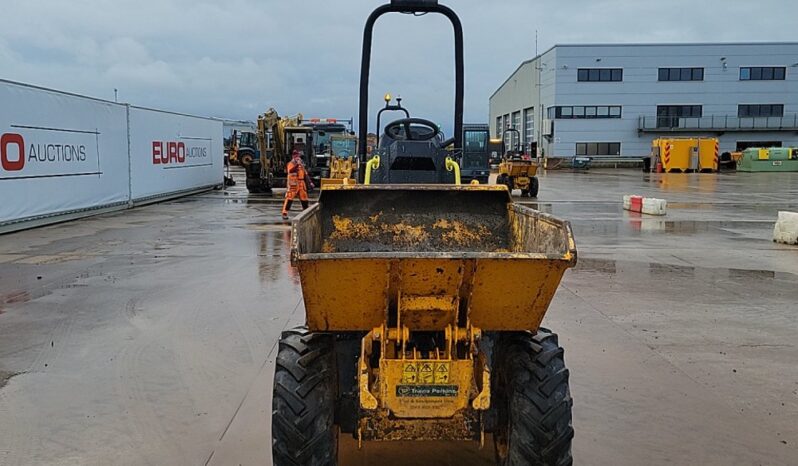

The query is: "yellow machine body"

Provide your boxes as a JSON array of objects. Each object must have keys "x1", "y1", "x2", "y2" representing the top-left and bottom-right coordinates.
[
  {"x1": 498, "y1": 159, "x2": 538, "y2": 190},
  {"x1": 321, "y1": 156, "x2": 356, "y2": 187},
  {"x1": 290, "y1": 185, "x2": 576, "y2": 441},
  {"x1": 652, "y1": 137, "x2": 719, "y2": 172}
]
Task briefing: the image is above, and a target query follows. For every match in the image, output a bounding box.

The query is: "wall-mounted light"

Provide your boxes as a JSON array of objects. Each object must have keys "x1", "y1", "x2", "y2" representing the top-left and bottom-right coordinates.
[{"x1": 595, "y1": 58, "x2": 602, "y2": 62}]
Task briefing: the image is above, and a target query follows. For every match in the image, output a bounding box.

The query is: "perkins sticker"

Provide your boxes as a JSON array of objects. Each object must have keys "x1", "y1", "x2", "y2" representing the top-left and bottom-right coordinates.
[{"x1": 396, "y1": 385, "x2": 458, "y2": 398}]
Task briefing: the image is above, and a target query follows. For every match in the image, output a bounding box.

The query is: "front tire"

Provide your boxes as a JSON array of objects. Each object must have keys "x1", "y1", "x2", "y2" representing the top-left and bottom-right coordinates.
[
  {"x1": 493, "y1": 329, "x2": 573, "y2": 466},
  {"x1": 272, "y1": 327, "x2": 338, "y2": 466}
]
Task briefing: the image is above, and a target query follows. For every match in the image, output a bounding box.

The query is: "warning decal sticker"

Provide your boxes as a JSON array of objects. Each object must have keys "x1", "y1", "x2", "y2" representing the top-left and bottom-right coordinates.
[
  {"x1": 400, "y1": 361, "x2": 451, "y2": 385},
  {"x1": 401, "y1": 362, "x2": 417, "y2": 384}
]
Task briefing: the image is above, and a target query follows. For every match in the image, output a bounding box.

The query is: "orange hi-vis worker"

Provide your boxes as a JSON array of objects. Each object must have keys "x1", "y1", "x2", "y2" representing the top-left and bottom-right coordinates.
[{"x1": 282, "y1": 150, "x2": 314, "y2": 219}]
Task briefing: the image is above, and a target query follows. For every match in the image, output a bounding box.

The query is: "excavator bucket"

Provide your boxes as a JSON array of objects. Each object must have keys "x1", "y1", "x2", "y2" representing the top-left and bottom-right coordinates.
[{"x1": 290, "y1": 184, "x2": 577, "y2": 332}]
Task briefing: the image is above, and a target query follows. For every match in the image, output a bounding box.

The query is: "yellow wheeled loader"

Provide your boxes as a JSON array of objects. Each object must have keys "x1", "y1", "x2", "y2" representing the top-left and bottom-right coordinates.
[
  {"x1": 321, "y1": 134, "x2": 359, "y2": 187},
  {"x1": 497, "y1": 128, "x2": 540, "y2": 197},
  {"x1": 272, "y1": 2, "x2": 577, "y2": 465}
]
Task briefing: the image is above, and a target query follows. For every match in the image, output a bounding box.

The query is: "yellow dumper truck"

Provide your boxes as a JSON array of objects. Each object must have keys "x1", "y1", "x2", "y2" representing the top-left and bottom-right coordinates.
[{"x1": 272, "y1": 2, "x2": 577, "y2": 465}]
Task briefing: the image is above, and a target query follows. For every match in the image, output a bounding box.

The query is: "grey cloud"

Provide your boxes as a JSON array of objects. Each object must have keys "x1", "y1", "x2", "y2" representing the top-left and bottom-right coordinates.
[{"x1": 1, "y1": 0, "x2": 795, "y2": 135}]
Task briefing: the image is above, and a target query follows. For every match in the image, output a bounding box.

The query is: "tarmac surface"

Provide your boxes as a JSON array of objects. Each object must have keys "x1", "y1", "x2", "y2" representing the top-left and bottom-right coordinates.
[{"x1": 1, "y1": 167, "x2": 797, "y2": 465}]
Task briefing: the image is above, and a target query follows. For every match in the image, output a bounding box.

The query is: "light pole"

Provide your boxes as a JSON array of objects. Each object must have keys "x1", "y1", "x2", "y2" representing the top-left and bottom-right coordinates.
[
  {"x1": 535, "y1": 62, "x2": 547, "y2": 159},
  {"x1": 114, "y1": 88, "x2": 118, "y2": 103}
]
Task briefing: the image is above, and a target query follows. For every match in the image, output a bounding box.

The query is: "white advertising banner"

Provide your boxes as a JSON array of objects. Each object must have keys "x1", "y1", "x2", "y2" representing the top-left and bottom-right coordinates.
[
  {"x1": 0, "y1": 81, "x2": 129, "y2": 225},
  {"x1": 129, "y1": 107, "x2": 223, "y2": 201}
]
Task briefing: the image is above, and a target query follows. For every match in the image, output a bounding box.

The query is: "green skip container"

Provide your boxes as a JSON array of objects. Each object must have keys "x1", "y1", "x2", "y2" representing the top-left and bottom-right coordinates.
[{"x1": 737, "y1": 147, "x2": 798, "y2": 172}]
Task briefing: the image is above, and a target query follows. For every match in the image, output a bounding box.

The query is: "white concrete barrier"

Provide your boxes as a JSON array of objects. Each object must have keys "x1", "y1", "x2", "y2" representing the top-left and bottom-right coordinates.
[{"x1": 773, "y1": 211, "x2": 798, "y2": 245}]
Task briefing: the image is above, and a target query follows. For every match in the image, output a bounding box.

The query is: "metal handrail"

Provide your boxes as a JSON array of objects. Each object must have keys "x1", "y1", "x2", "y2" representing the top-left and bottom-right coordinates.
[{"x1": 638, "y1": 114, "x2": 798, "y2": 132}]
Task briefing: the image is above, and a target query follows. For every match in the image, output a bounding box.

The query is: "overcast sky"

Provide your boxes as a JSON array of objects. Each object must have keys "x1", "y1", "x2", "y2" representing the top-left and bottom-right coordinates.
[{"x1": 1, "y1": 0, "x2": 795, "y2": 135}]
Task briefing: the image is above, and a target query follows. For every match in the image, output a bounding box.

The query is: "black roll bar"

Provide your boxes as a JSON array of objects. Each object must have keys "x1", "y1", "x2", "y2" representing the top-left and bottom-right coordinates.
[{"x1": 357, "y1": 0, "x2": 464, "y2": 160}]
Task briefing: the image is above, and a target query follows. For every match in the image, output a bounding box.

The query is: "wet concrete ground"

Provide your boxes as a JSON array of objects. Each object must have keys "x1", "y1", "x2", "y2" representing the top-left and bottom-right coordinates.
[{"x1": 1, "y1": 167, "x2": 797, "y2": 465}]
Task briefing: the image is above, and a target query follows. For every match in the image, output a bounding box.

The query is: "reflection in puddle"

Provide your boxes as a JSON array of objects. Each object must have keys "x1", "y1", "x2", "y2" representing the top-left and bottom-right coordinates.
[
  {"x1": 650, "y1": 262, "x2": 695, "y2": 277},
  {"x1": 258, "y1": 230, "x2": 300, "y2": 286},
  {"x1": 0, "y1": 370, "x2": 21, "y2": 389},
  {"x1": 575, "y1": 219, "x2": 774, "y2": 237},
  {"x1": 574, "y1": 258, "x2": 616, "y2": 274},
  {"x1": 572, "y1": 258, "x2": 790, "y2": 282},
  {"x1": 729, "y1": 268, "x2": 776, "y2": 279},
  {"x1": 0, "y1": 290, "x2": 31, "y2": 312},
  {"x1": 224, "y1": 198, "x2": 278, "y2": 205}
]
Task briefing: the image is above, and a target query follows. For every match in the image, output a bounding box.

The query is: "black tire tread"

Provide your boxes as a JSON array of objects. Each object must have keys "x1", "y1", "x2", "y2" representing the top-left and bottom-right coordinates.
[
  {"x1": 272, "y1": 327, "x2": 337, "y2": 466},
  {"x1": 529, "y1": 177, "x2": 540, "y2": 198},
  {"x1": 494, "y1": 328, "x2": 573, "y2": 466}
]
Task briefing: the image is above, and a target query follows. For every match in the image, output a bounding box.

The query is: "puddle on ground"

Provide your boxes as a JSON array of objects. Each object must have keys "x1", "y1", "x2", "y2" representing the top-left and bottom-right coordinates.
[
  {"x1": 258, "y1": 230, "x2": 299, "y2": 286},
  {"x1": 223, "y1": 198, "x2": 277, "y2": 205},
  {"x1": 0, "y1": 370, "x2": 20, "y2": 390},
  {"x1": 729, "y1": 268, "x2": 776, "y2": 279},
  {"x1": 573, "y1": 257, "x2": 793, "y2": 282},
  {"x1": 0, "y1": 290, "x2": 31, "y2": 312},
  {"x1": 246, "y1": 223, "x2": 291, "y2": 232},
  {"x1": 574, "y1": 219, "x2": 773, "y2": 237}
]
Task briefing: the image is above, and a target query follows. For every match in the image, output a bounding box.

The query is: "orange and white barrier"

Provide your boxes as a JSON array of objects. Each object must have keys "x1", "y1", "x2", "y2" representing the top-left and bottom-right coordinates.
[{"x1": 623, "y1": 195, "x2": 667, "y2": 216}]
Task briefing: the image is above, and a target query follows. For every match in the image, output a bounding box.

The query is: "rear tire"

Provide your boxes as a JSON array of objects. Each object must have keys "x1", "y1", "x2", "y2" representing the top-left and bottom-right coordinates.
[
  {"x1": 493, "y1": 329, "x2": 573, "y2": 466},
  {"x1": 272, "y1": 327, "x2": 338, "y2": 466},
  {"x1": 529, "y1": 177, "x2": 539, "y2": 198}
]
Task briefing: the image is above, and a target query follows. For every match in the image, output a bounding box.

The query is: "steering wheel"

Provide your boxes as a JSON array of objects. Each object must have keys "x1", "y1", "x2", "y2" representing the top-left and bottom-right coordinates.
[{"x1": 384, "y1": 118, "x2": 439, "y2": 141}]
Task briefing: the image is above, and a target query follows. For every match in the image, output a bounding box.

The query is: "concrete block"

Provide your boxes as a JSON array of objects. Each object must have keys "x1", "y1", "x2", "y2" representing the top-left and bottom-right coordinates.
[
  {"x1": 773, "y1": 211, "x2": 798, "y2": 245},
  {"x1": 642, "y1": 197, "x2": 667, "y2": 216}
]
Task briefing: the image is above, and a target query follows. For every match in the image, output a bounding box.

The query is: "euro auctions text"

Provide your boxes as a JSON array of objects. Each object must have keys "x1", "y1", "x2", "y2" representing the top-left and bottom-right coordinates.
[{"x1": 151, "y1": 141, "x2": 208, "y2": 166}]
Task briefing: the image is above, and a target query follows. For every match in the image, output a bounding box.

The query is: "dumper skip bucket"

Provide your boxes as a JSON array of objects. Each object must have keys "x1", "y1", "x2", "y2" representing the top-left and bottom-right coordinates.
[{"x1": 290, "y1": 185, "x2": 577, "y2": 332}]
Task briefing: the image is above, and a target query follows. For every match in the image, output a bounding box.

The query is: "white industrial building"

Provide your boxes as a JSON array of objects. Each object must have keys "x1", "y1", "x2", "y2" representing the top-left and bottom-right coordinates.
[{"x1": 489, "y1": 42, "x2": 798, "y2": 158}]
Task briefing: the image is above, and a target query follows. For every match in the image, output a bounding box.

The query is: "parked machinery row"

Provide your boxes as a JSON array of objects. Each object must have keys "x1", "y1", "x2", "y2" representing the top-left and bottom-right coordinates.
[{"x1": 237, "y1": 110, "x2": 358, "y2": 193}]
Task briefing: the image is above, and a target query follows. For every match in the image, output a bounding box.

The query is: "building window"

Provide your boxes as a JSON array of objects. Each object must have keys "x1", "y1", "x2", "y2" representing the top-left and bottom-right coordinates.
[
  {"x1": 738, "y1": 104, "x2": 784, "y2": 117},
  {"x1": 740, "y1": 66, "x2": 786, "y2": 80},
  {"x1": 575, "y1": 142, "x2": 621, "y2": 156},
  {"x1": 547, "y1": 106, "x2": 622, "y2": 119},
  {"x1": 511, "y1": 111, "x2": 521, "y2": 149},
  {"x1": 658, "y1": 67, "x2": 704, "y2": 81},
  {"x1": 503, "y1": 114, "x2": 512, "y2": 148},
  {"x1": 495, "y1": 116, "x2": 502, "y2": 137},
  {"x1": 656, "y1": 105, "x2": 702, "y2": 128},
  {"x1": 523, "y1": 107, "x2": 534, "y2": 145},
  {"x1": 577, "y1": 68, "x2": 623, "y2": 82}
]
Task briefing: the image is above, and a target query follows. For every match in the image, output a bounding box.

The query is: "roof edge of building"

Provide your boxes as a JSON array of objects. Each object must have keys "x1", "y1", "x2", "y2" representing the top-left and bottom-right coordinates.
[
  {"x1": 551, "y1": 40, "x2": 798, "y2": 48},
  {"x1": 490, "y1": 41, "x2": 798, "y2": 101},
  {"x1": 489, "y1": 45, "x2": 557, "y2": 101}
]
